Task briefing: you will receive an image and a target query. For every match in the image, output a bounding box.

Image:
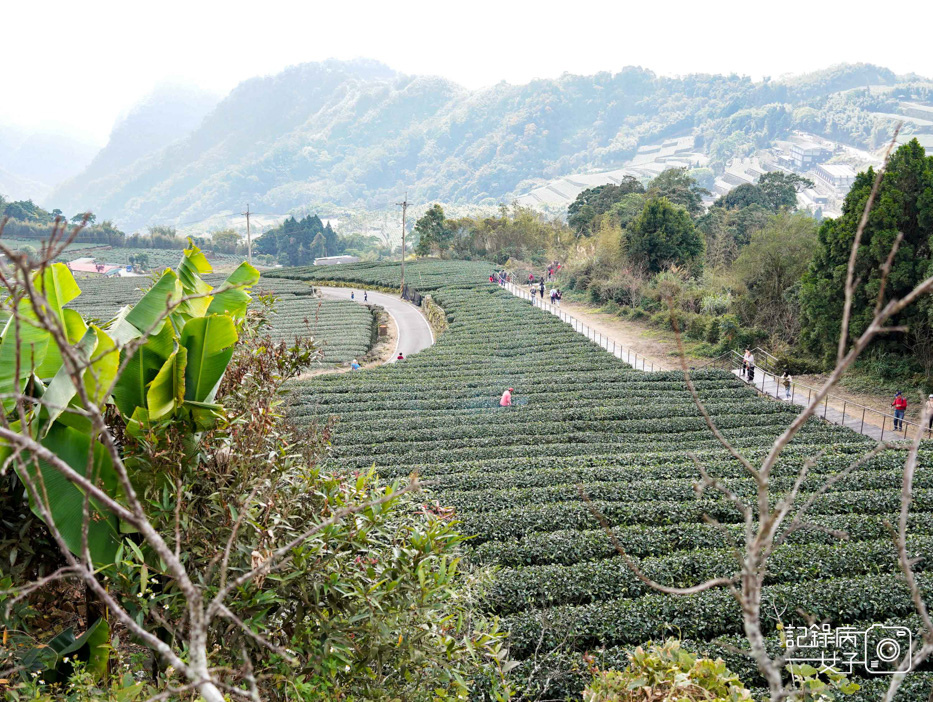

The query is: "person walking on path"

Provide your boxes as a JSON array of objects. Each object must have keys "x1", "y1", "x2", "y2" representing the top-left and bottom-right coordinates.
[
  {"x1": 351, "y1": 291, "x2": 355, "y2": 300},
  {"x1": 746, "y1": 352, "x2": 756, "y2": 383},
  {"x1": 742, "y1": 349, "x2": 751, "y2": 380},
  {"x1": 539, "y1": 280, "x2": 545, "y2": 299},
  {"x1": 364, "y1": 291, "x2": 368, "y2": 302},
  {"x1": 531, "y1": 287, "x2": 537, "y2": 303},
  {"x1": 927, "y1": 394, "x2": 933, "y2": 434},
  {"x1": 781, "y1": 371, "x2": 792, "y2": 399},
  {"x1": 396, "y1": 352, "x2": 405, "y2": 361},
  {"x1": 556, "y1": 289, "x2": 562, "y2": 306},
  {"x1": 892, "y1": 391, "x2": 908, "y2": 431},
  {"x1": 500, "y1": 387, "x2": 513, "y2": 407}
]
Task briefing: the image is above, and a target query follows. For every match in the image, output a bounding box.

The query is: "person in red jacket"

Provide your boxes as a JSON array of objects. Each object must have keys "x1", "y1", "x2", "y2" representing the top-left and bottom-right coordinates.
[{"x1": 892, "y1": 391, "x2": 908, "y2": 431}]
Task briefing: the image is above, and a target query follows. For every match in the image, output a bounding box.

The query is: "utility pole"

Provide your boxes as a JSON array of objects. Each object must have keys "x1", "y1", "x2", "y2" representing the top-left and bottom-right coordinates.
[
  {"x1": 396, "y1": 192, "x2": 409, "y2": 291},
  {"x1": 242, "y1": 204, "x2": 252, "y2": 265}
]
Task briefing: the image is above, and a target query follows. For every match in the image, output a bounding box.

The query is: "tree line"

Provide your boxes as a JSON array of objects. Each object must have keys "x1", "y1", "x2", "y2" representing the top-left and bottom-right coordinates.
[{"x1": 412, "y1": 141, "x2": 933, "y2": 388}]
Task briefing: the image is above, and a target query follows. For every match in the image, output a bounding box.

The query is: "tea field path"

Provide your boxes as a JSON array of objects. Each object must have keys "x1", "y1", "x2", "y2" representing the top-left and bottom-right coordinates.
[{"x1": 317, "y1": 286, "x2": 434, "y2": 362}]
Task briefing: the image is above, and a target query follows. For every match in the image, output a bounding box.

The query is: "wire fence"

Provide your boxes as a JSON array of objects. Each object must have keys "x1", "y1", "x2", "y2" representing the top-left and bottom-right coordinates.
[
  {"x1": 717, "y1": 349, "x2": 931, "y2": 442},
  {"x1": 503, "y1": 281, "x2": 660, "y2": 371},
  {"x1": 501, "y1": 281, "x2": 931, "y2": 443}
]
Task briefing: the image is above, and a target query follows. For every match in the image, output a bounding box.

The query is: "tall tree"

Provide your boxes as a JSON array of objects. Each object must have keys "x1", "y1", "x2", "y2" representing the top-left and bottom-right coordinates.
[
  {"x1": 413, "y1": 204, "x2": 453, "y2": 257},
  {"x1": 646, "y1": 168, "x2": 710, "y2": 218},
  {"x1": 733, "y1": 213, "x2": 818, "y2": 341},
  {"x1": 567, "y1": 177, "x2": 646, "y2": 235},
  {"x1": 799, "y1": 139, "x2": 933, "y2": 370},
  {"x1": 626, "y1": 197, "x2": 704, "y2": 273},
  {"x1": 757, "y1": 171, "x2": 814, "y2": 211}
]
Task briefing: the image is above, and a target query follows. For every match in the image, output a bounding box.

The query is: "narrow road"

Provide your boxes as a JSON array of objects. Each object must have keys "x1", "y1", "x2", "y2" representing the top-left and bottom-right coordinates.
[
  {"x1": 317, "y1": 287, "x2": 434, "y2": 362},
  {"x1": 729, "y1": 368, "x2": 926, "y2": 442},
  {"x1": 502, "y1": 281, "x2": 668, "y2": 371}
]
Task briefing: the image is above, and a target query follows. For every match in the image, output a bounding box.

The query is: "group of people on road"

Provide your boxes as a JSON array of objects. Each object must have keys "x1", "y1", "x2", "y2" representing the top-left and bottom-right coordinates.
[
  {"x1": 742, "y1": 347, "x2": 933, "y2": 436},
  {"x1": 490, "y1": 271, "x2": 511, "y2": 285},
  {"x1": 350, "y1": 290, "x2": 368, "y2": 302}
]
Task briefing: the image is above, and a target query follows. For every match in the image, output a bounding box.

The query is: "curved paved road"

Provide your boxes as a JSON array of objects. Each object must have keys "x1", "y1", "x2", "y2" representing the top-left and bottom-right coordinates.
[{"x1": 317, "y1": 287, "x2": 434, "y2": 363}]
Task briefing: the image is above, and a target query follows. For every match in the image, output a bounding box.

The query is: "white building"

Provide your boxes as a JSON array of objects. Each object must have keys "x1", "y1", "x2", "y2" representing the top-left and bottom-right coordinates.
[
  {"x1": 314, "y1": 255, "x2": 360, "y2": 266},
  {"x1": 814, "y1": 164, "x2": 857, "y2": 191}
]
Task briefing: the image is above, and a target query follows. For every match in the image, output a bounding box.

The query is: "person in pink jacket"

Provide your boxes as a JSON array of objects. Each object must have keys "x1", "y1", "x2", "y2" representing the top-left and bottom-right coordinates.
[{"x1": 500, "y1": 388, "x2": 513, "y2": 407}]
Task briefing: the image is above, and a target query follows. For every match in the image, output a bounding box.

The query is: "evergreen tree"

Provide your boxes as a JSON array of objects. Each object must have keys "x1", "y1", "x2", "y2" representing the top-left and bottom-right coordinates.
[
  {"x1": 799, "y1": 139, "x2": 933, "y2": 370},
  {"x1": 413, "y1": 204, "x2": 452, "y2": 257},
  {"x1": 627, "y1": 197, "x2": 704, "y2": 273}
]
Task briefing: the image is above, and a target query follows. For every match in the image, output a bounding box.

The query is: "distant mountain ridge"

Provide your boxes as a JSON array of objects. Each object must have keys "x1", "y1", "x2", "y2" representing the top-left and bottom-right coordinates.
[
  {"x1": 0, "y1": 124, "x2": 99, "y2": 200},
  {"x1": 47, "y1": 60, "x2": 933, "y2": 230},
  {"x1": 50, "y1": 83, "x2": 221, "y2": 209}
]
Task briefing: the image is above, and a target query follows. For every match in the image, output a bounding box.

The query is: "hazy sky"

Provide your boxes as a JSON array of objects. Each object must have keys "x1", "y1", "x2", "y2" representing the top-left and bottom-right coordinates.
[{"x1": 4, "y1": 0, "x2": 932, "y2": 144}]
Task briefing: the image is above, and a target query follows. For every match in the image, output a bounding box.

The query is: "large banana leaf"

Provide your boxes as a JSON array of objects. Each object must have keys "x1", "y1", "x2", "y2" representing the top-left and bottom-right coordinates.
[
  {"x1": 34, "y1": 266, "x2": 86, "y2": 378},
  {"x1": 206, "y1": 261, "x2": 260, "y2": 320},
  {"x1": 7, "y1": 417, "x2": 121, "y2": 567},
  {"x1": 174, "y1": 242, "x2": 213, "y2": 319},
  {"x1": 40, "y1": 325, "x2": 119, "y2": 433},
  {"x1": 34, "y1": 263, "x2": 82, "y2": 319},
  {"x1": 111, "y1": 322, "x2": 175, "y2": 417},
  {"x1": 181, "y1": 315, "x2": 237, "y2": 404},
  {"x1": 146, "y1": 346, "x2": 187, "y2": 420},
  {"x1": 109, "y1": 271, "x2": 182, "y2": 344},
  {"x1": 0, "y1": 303, "x2": 51, "y2": 412}
]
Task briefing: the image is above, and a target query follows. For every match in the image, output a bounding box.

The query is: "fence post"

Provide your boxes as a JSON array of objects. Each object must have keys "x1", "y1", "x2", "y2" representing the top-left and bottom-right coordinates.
[
  {"x1": 841, "y1": 401, "x2": 846, "y2": 427},
  {"x1": 860, "y1": 408, "x2": 866, "y2": 435},
  {"x1": 823, "y1": 396, "x2": 828, "y2": 420},
  {"x1": 881, "y1": 415, "x2": 885, "y2": 442}
]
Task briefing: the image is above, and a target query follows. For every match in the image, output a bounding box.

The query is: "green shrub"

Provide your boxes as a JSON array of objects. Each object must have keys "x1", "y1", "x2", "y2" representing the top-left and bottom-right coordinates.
[
  {"x1": 775, "y1": 351, "x2": 823, "y2": 375},
  {"x1": 705, "y1": 316, "x2": 721, "y2": 344},
  {"x1": 582, "y1": 639, "x2": 752, "y2": 702}
]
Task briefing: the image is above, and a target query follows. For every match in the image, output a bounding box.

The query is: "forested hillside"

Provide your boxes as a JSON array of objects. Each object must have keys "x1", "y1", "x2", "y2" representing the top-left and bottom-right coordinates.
[{"x1": 49, "y1": 61, "x2": 932, "y2": 230}]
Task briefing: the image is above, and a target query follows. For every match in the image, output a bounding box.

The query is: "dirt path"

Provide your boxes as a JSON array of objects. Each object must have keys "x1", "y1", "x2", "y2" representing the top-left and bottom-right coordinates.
[
  {"x1": 554, "y1": 300, "x2": 679, "y2": 371},
  {"x1": 544, "y1": 294, "x2": 930, "y2": 437}
]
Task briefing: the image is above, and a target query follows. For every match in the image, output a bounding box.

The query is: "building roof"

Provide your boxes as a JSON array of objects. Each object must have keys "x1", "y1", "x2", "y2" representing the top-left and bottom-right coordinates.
[
  {"x1": 68, "y1": 261, "x2": 123, "y2": 275},
  {"x1": 818, "y1": 164, "x2": 856, "y2": 177}
]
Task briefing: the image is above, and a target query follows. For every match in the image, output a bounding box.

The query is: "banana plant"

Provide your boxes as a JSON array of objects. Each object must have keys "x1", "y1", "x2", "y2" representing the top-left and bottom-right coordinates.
[{"x1": 0, "y1": 242, "x2": 259, "y2": 567}]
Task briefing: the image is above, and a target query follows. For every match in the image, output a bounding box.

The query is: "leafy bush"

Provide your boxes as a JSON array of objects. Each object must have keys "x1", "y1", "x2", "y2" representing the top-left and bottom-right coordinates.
[{"x1": 582, "y1": 639, "x2": 752, "y2": 702}]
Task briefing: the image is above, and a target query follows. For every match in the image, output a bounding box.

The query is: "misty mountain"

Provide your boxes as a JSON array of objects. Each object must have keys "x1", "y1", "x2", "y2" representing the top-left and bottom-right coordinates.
[
  {"x1": 50, "y1": 60, "x2": 933, "y2": 230},
  {"x1": 0, "y1": 125, "x2": 99, "y2": 200},
  {"x1": 50, "y1": 83, "x2": 221, "y2": 212}
]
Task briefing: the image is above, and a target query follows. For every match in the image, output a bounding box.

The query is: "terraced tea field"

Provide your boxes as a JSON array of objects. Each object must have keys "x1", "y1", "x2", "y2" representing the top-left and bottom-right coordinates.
[
  {"x1": 279, "y1": 261, "x2": 933, "y2": 699},
  {"x1": 265, "y1": 259, "x2": 492, "y2": 290},
  {"x1": 67, "y1": 271, "x2": 374, "y2": 364}
]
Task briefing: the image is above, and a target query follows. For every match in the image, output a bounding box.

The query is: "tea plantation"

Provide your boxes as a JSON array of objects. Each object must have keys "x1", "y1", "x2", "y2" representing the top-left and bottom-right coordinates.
[
  {"x1": 278, "y1": 261, "x2": 933, "y2": 699},
  {"x1": 66, "y1": 273, "x2": 374, "y2": 364}
]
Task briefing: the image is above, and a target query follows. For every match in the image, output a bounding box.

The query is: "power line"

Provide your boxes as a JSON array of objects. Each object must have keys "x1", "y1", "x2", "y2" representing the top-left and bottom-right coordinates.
[
  {"x1": 395, "y1": 192, "x2": 409, "y2": 290},
  {"x1": 241, "y1": 204, "x2": 252, "y2": 265}
]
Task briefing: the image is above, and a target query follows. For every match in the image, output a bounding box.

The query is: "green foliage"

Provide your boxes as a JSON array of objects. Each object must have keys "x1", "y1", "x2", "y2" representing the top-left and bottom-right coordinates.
[
  {"x1": 272, "y1": 261, "x2": 928, "y2": 697},
  {"x1": 254, "y1": 214, "x2": 339, "y2": 265},
  {"x1": 414, "y1": 203, "x2": 453, "y2": 256},
  {"x1": 568, "y1": 178, "x2": 646, "y2": 235},
  {"x1": 758, "y1": 171, "x2": 814, "y2": 211},
  {"x1": 732, "y1": 213, "x2": 819, "y2": 342},
  {"x1": 582, "y1": 639, "x2": 752, "y2": 702},
  {"x1": 799, "y1": 139, "x2": 933, "y2": 380},
  {"x1": 646, "y1": 168, "x2": 710, "y2": 219},
  {"x1": 627, "y1": 198, "x2": 704, "y2": 273}
]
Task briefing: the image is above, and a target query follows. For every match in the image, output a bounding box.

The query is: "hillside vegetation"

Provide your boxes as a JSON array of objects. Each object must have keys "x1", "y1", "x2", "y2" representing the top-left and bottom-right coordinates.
[
  {"x1": 279, "y1": 260, "x2": 933, "y2": 699},
  {"x1": 45, "y1": 61, "x2": 933, "y2": 230}
]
